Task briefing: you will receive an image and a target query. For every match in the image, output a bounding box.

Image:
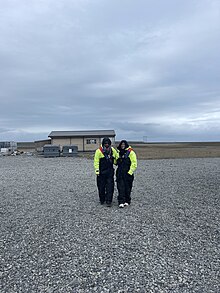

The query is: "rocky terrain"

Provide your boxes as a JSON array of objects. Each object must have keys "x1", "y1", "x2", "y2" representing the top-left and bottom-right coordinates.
[{"x1": 0, "y1": 156, "x2": 219, "y2": 292}]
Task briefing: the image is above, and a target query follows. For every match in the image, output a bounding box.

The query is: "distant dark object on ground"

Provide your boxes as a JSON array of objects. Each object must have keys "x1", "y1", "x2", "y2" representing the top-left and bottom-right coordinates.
[
  {"x1": 43, "y1": 145, "x2": 60, "y2": 157},
  {"x1": 62, "y1": 145, "x2": 78, "y2": 157},
  {"x1": 43, "y1": 144, "x2": 78, "y2": 157}
]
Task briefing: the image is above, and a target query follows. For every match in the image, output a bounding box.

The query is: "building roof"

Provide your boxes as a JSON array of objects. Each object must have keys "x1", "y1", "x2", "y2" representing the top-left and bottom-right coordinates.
[{"x1": 48, "y1": 130, "x2": 115, "y2": 138}]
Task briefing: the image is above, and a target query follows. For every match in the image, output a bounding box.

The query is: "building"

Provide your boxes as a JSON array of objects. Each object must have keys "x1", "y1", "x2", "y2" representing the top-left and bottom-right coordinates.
[
  {"x1": 48, "y1": 130, "x2": 116, "y2": 151},
  {"x1": 17, "y1": 142, "x2": 36, "y2": 153}
]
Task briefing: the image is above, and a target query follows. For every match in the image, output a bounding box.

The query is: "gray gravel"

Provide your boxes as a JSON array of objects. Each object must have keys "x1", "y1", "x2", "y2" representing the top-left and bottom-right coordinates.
[{"x1": 0, "y1": 156, "x2": 219, "y2": 293}]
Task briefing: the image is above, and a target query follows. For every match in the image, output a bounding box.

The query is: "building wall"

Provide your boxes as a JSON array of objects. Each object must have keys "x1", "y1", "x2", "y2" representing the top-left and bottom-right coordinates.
[
  {"x1": 52, "y1": 138, "x2": 71, "y2": 146},
  {"x1": 70, "y1": 138, "x2": 84, "y2": 150},
  {"x1": 84, "y1": 137, "x2": 100, "y2": 151},
  {"x1": 83, "y1": 137, "x2": 115, "y2": 151},
  {"x1": 17, "y1": 142, "x2": 35, "y2": 153},
  {"x1": 52, "y1": 137, "x2": 84, "y2": 151},
  {"x1": 51, "y1": 136, "x2": 115, "y2": 151}
]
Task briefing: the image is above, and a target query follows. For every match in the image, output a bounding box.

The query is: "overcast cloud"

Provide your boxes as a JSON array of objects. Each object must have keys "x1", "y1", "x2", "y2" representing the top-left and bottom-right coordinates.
[{"x1": 0, "y1": 0, "x2": 220, "y2": 142}]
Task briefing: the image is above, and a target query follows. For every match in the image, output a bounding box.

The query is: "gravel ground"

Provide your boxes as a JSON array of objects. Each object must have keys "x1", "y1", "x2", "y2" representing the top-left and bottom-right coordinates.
[{"x1": 0, "y1": 156, "x2": 219, "y2": 293}]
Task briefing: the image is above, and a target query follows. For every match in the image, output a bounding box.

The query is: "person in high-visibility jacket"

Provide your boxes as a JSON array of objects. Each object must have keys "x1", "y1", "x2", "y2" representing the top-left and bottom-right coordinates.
[
  {"x1": 116, "y1": 140, "x2": 137, "y2": 208},
  {"x1": 94, "y1": 137, "x2": 118, "y2": 206}
]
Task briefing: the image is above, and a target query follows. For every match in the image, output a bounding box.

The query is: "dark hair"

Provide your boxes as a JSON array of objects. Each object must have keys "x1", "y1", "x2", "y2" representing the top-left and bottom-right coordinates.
[
  {"x1": 102, "y1": 137, "x2": 112, "y2": 146},
  {"x1": 117, "y1": 140, "x2": 129, "y2": 150}
]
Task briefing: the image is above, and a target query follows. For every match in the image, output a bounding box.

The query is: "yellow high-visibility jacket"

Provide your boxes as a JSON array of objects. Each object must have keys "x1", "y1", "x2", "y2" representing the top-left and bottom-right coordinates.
[
  {"x1": 117, "y1": 146, "x2": 137, "y2": 175},
  {"x1": 94, "y1": 146, "x2": 118, "y2": 175}
]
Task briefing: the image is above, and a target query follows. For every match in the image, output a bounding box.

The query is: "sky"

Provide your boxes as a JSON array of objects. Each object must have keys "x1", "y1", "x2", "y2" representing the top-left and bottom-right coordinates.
[{"x1": 0, "y1": 0, "x2": 220, "y2": 142}]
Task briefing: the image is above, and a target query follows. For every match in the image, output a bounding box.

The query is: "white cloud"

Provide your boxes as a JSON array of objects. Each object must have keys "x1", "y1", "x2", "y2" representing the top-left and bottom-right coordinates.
[{"x1": 0, "y1": 0, "x2": 220, "y2": 141}]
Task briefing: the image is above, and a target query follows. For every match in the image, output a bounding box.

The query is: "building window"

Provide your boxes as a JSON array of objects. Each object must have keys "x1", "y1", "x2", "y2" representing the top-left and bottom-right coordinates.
[{"x1": 86, "y1": 139, "x2": 97, "y2": 144}]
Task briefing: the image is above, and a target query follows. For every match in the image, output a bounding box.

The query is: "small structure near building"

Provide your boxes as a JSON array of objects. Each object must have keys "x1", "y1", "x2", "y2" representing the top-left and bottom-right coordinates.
[
  {"x1": 0, "y1": 148, "x2": 10, "y2": 155},
  {"x1": 62, "y1": 145, "x2": 78, "y2": 157},
  {"x1": 48, "y1": 130, "x2": 116, "y2": 152},
  {"x1": 43, "y1": 145, "x2": 60, "y2": 157},
  {"x1": 0, "y1": 141, "x2": 17, "y2": 154},
  {"x1": 17, "y1": 142, "x2": 35, "y2": 153}
]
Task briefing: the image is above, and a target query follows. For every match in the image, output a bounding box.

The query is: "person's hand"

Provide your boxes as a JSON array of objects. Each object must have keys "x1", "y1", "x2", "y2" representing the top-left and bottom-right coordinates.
[
  {"x1": 95, "y1": 170, "x2": 100, "y2": 176},
  {"x1": 128, "y1": 170, "x2": 133, "y2": 176}
]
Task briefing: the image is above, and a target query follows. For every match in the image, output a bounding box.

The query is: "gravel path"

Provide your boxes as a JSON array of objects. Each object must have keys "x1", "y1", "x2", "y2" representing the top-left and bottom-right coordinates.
[{"x1": 0, "y1": 156, "x2": 219, "y2": 293}]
